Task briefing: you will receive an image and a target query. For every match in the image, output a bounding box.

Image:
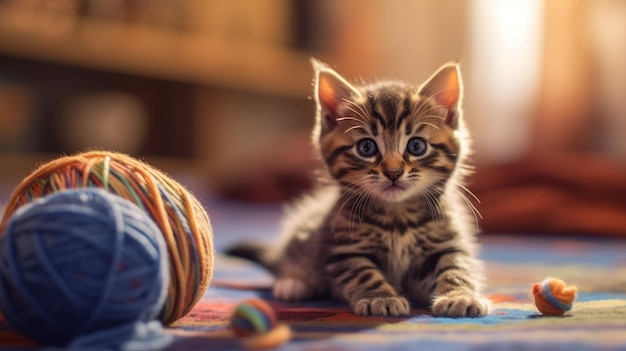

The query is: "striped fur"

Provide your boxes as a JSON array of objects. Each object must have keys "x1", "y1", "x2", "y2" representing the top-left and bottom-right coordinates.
[{"x1": 229, "y1": 60, "x2": 490, "y2": 317}]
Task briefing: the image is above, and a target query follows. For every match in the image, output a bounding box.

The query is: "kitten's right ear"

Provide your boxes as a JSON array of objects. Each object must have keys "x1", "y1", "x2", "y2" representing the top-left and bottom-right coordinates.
[
  {"x1": 312, "y1": 58, "x2": 360, "y2": 132},
  {"x1": 418, "y1": 63, "x2": 462, "y2": 128}
]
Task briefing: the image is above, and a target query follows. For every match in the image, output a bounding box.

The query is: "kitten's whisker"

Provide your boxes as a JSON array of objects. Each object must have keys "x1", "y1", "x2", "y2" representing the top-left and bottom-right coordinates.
[
  {"x1": 412, "y1": 106, "x2": 447, "y2": 123},
  {"x1": 414, "y1": 122, "x2": 440, "y2": 131},
  {"x1": 336, "y1": 116, "x2": 369, "y2": 128},
  {"x1": 337, "y1": 113, "x2": 370, "y2": 134},
  {"x1": 423, "y1": 186, "x2": 445, "y2": 221},
  {"x1": 348, "y1": 189, "x2": 371, "y2": 236},
  {"x1": 333, "y1": 192, "x2": 357, "y2": 242},
  {"x1": 336, "y1": 175, "x2": 380, "y2": 237},
  {"x1": 336, "y1": 116, "x2": 361, "y2": 122},
  {"x1": 346, "y1": 188, "x2": 363, "y2": 235},
  {"x1": 335, "y1": 178, "x2": 372, "y2": 235},
  {"x1": 431, "y1": 179, "x2": 482, "y2": 232},
  {"x1": 343, "y1": 105, "x2": 368, "y2": 121},
  {"x1": 452, "y1": 188, "x2": 482, "y2": 232},
  {"x1": 430, "y1": 193, "x2": 444, "y2": 220},
  {"x1": 416, "y1": 114, "x2": 446, "y2": 121},
  {"x1": 411, "y1": 94, "x2": 431, "y2": 121},
  {"x1": 345, "y1": 125, "x2": 368, "y2": 134},
  {"x1": 343, "y1": 105, "x2": 370, "y2": 129},
  {"x1": 452, "y1": 184, "x2": 483, "y2": 220},
  {"x1": 351, "y1": 192, "x2": 368, "y2": 236},
  {"x1": 456, "y1": 182, "x2": 481, "y2": 204},
  {"x1": 405, "y1": 102, "x2": 447, "y2": 134},
  {"x1": 411, "y1": 94, "x2": 454, "y2": 121},
  {"x1": 418, "y1": 191, "x2": 437, "y2": 220},
  {"x1": 412, "y1": 86, "x2": 457, "y2": 120},
  {"x1": 344, "y1": 99, "x2": 370, "y2": 122}
]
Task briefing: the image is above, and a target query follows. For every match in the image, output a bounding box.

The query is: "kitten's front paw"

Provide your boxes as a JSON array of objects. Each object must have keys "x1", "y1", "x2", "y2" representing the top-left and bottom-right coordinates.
[
  {"x1": 273, "y1": 278, "x2": 312, "y2": 302},
  {"x1": 353, "y1": 296, "x2": 411, "y2": 317},
  {"x1": 432, "y1": 291, "x2": 490, "y2": 317}
]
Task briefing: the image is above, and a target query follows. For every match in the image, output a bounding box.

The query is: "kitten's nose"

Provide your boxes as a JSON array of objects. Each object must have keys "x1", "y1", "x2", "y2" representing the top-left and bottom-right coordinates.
[
  {"x1": 383, "y1": 170, "x2": 403, "y2": 181},
  {"x1": 382, "y1": 157, "x2": 404, "y2": 181}
]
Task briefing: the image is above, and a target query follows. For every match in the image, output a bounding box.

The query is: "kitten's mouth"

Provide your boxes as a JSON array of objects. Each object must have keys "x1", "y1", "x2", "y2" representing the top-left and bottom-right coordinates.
[{"x1": 382, "y1": 182, "x2": 405, "y2": 194}]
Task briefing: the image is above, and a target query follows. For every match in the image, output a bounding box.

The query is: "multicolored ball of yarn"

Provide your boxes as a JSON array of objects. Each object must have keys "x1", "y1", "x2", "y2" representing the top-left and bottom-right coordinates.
[
  {"x1": 0, "y1": 189, "x2": 171, "y2": 349},
  {"x1": 531, "y1": 277, "x2": 578, "y2": 316},
  {"x1": 230, "y1": 299, "x2": 291, "y2": 349},
  {"x1": 231, "y1": 299, "x2": 278, "y2": 336},
  {"x1": 0, "y1": 150, "x2": 214, "y2": 324}
]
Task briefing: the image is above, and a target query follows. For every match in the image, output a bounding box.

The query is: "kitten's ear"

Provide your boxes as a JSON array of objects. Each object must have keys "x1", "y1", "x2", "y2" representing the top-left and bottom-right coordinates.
[
  {"x1": 418, "y1": 63, "x2": 462, "y2": 128},
  {"x1": 312, "y1": 58, "x2": 360, "y2": 132}
]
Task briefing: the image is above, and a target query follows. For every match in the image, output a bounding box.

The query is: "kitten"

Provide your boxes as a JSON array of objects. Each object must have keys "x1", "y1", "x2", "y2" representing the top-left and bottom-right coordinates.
[{"x1": 228, "y1": 59, "x2": 490, "y2": 318}]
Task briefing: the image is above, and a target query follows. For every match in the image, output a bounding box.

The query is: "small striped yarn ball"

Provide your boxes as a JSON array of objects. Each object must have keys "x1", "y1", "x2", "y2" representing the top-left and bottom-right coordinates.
[
  {"x1": 0, "y1": 150, "x2": 214, "y2": 324},
  {"x1": 0, "y1": 189, "x2": 168, "y2": 347},
  {"x1": 230, "y1": 299, "x2": 278, "y2": 337},
  {"x1": 531, "y1": 277, "x2": 578, "y2": 316}
]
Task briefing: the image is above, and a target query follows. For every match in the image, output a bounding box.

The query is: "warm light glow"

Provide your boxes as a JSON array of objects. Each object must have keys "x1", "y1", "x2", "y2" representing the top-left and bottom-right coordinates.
[{"x1": 467, "y1": 0, "x2": 544, "y2": 162}]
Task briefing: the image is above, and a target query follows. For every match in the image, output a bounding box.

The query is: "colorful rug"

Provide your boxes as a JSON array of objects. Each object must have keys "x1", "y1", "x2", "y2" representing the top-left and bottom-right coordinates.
[{"x1": 1, "y1": 201, "x2": 626, "y2": 350}]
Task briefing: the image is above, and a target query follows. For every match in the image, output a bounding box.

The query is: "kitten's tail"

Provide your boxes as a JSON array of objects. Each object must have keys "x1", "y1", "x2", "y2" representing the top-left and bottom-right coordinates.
[{"x1": 224, "y1": 242, "x2": 278, "y2": 274}]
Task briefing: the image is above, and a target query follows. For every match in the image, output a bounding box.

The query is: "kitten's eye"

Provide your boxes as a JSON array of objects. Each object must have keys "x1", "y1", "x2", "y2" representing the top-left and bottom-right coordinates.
[
  {"x1": 356, "y1": 138, "x2": 378, "y2": 157},
  {"x1": 407, "y1": 137, "x2": 428, "y2": 156}
]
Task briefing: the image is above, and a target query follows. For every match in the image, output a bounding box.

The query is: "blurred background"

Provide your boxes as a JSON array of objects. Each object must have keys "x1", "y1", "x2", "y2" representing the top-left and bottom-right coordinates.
[{"x1": 0, "y1": 0, "x2": 625, "y2": 237}]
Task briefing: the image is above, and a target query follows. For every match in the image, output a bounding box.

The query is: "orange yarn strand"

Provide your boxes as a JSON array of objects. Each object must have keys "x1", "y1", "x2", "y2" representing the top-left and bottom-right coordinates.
[{"x1": 0, "y1": 150, "x2": 214, "y2": 324}]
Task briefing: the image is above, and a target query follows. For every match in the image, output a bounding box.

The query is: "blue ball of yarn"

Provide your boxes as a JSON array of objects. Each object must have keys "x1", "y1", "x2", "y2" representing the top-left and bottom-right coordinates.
[{"x1": 0, "y1": 188, "x2": 169, "y2": 348}]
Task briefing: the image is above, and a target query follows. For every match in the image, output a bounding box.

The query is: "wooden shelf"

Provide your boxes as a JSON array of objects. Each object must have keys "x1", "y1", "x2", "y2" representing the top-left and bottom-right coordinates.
[{"x1": 0, "y1": 12, "x2": 313, "y2": 98}]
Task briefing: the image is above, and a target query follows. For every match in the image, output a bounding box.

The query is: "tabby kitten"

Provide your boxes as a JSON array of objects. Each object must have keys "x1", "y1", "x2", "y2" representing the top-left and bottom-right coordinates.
[{"x1": 229, "y1": 59, "x2": 490, "y2": 318}]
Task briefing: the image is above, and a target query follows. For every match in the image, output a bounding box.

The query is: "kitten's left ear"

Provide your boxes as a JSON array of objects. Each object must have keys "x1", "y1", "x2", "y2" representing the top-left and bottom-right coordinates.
[
  {"x1": 418, "y1": 63, "x2": 462, "y2": 128},
  {"x1": 312, "y1": 58, "x2": 360, "y2": 133}
]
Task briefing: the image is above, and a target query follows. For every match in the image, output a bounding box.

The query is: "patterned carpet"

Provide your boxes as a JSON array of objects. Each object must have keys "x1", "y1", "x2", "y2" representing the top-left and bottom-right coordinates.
[
  {"x1": 169, "y1": 247, "x2": 626, "y2": 351},
  {"x1": 1, "y1": 201, "x2": 626, "y2": 350}
]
